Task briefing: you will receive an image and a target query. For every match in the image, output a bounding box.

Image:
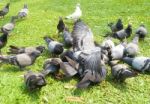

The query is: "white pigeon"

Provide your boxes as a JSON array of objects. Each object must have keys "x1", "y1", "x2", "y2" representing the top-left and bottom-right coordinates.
[
  {"x1": 18, "y1": 4, "x2": 28, "y2": 18},
  {"x1": 65, "y1": 3, "x2": 82, "y2": 21}
]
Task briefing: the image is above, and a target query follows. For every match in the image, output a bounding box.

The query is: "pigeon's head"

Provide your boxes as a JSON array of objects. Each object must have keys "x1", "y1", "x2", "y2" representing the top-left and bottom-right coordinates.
[
  {"x1": 54, "y1": 44, "x2": 64, "y2": 55},
  {"x1": 26, "y1": 74, "x2": 46, "y2": 91},
  {"x1": 6, "y1": 3, "x2": 10, "y2": 8},
  {"x1": 140, "y1": 24, "x2": 145, "y2": 27},
  {"x1": 118, "y1": 18, "x2": 122, "y2": 23},
  {"x1": 30, "y1": 51, "x2": 41, "y2": 57},
  {"x1": 24, "y1": 4, "x2": 28, "y2": 9},
  {"x1": 59, "y1": 16, "x2": 63, "y2": 20},
  {"x1": 36, "y1": 46, "x2": 45, "y2": 53}
]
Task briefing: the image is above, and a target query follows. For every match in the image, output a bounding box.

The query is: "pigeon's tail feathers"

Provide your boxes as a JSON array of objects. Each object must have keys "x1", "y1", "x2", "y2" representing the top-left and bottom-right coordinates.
[
  {"x1": 7, "y1": 45, "x2": 20, "y2": 54},
  {"x1": 0, "y1": 56, "x2": 9, "y2": 63}
]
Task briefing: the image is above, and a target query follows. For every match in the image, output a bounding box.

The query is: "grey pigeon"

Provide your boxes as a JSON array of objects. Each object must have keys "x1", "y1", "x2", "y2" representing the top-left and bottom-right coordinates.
[
  {"x1": 60, "y1": 50, "x2": 76, "y2": 62},
  {"x1": 125, "y1": 35, "x2": 139, "y2": 57},
  {"x1": 62, "y1": 27, "x2": 73, "y2": 47},
  {"x1": 0, "y1": 51, "x2": 41, "y2": 69},
  {"x1": 0, "y1": 3, "x2": 10, "y2": 18},
  {"x1": 44, "y1": 36, "x2": 64, "y2": 55},
  {"x1": 1, "y1": 16, "x2": 16, "y2": 33},
  {"x1": 17, "y1": 4, "x2": 28, "y2": 18},
  {"x1": 0, "y1": 32, "x2": 9, "y2": 54},
  {"x1": 24, "y1": 71, "x2": 46, "y2": 91},
  {"x1": 7, "y1": 45, "x2": 45, "y2": 54},
  {"x1": 72, "y1": 19, "x2": 95, "y2": 51},
  {"x1": 108, "y1": 19, "x2": 123, "y2": 32},
  {"x1": 111, "y1": 42, "x2": 126, "y2": 60},
  {"x1": 76, "y1": 47, "x2": 107, "y2": 88},
  {"x1": 135, "y1": 25, "x2": 148, "y2": 40},
  {"x1": 122, "y1": 57, "x2": 150, "y2": 72},
  {"x1": 57, "y1": 17, "x2": 65, "y2": 34},
  {"x1": 112, "y1": 24, "x2": 132, "y2": 41},
  {"x1": 111, "y1": 64, "x2": 138, "y2": 82}
]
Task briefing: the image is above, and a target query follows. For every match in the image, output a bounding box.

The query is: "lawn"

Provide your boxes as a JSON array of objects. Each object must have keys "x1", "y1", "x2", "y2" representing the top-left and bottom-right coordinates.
[{"x1": 0, "y1": 0, "x2": 150, "y2": 104}]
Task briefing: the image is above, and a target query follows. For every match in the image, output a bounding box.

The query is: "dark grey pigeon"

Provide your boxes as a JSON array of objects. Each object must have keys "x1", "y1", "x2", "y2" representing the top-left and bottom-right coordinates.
[
  {"x1": 44, "y1": 36, "x2": 64, "y2": 55},
  {"x1": 108, "y1": 19, "x2": 123, "y2": 32},
  {"x1": 1, "y1": 16, "x2": 16, "y2": 34},
  {"x1": 41, "y1": 58, "x2": 62, "y2": 76},
  {"x1": 7, "y1": 45, "x2": 45, "y2": 54},
  {"x1": 125, "y1": 35, "x2": 139, "y2": 57},
  {"x1": 111, "y1": 64, "x2": 138, "y2": 82},
  {"x1": 57, "y1": 17, "x2": 65, "y2": 34},
  {"x1": 122, "y1": 57, "x2": 150, "y2": 72},
  {"x1": 24, "y1": 71, "x2": 46, "y2": 91},
  {"x1": 62, "y1": 27, "x2": 73, "y2": 47},
  {"x1": 17, "y1": 4, "x2": 28, "y2": 18},
  {"x1": 135, "y1": 25, "x2": 148, "y2": 40},
  {"x1": 76, "y1": 47, "x2": 107, "y2": 88},
  {"x1": 0, "y1": 32, "x2": 9, "y2": 54},
  {"x1": 0, "y1": 51, "x2": 41, "y2": 69},
  {"x1": 72, "y1": 19, "x2": 95, "y2": 51},
  {"x1": 0, "y1": 3, "x2": 10, "y2": 18},
  {"x1": 112, "y1": 24, "x2": 132, "y2": 41}
]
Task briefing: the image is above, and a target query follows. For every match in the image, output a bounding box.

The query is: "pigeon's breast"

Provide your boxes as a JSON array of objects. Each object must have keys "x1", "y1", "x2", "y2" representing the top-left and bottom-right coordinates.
[
  {"x1": 16, "y1": 54, "x2": 32, "y2": 66},
  {"x1": 48, "y1": 41, "x2": 59, "y2": 52}
]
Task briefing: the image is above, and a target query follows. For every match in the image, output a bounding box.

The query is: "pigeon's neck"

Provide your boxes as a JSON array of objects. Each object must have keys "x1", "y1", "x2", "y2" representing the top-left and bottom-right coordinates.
[
  {"x1": 122, "y1": 57, "x2": 133, "y2": 66},
  {"x1": 1, "y1": 33, "x2": 8, "y2": 41},
  {"x1": 132, "y1": 35, "x2": 139, "y2": 44}
]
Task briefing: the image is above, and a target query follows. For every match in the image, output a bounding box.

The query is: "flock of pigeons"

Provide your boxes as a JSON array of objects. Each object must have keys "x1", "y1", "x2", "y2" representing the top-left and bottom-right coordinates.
[{"x1": 0, "y1": 3, "x2": 149, "y2": 91}]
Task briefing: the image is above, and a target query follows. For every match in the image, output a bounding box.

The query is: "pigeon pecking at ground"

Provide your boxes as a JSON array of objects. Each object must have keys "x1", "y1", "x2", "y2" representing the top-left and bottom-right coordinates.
[
  {"x1": 111, "y1": 63, "x2": 138, "y2": 82},
  {"x1": 44, "y1": 36, "x2": 64, "y2": 55},
  {"x1": 24, "y1": 71, "x2": 46, "y2": 91},
  {"x1": 1, "y1": 16, "x2": 17, "y2": 34},
  {"x1": 122, "y1": 57, "x2": 150, "y2": 72},
  {"x1": 7, "y1": 45, "x2": 45, "y2": 54},
  {"x1": 0, "y1": 51, "x2": 41, "y2": 69},
  {"x1": 0, "y1": 3, "x2": 10, "y2": 18}
]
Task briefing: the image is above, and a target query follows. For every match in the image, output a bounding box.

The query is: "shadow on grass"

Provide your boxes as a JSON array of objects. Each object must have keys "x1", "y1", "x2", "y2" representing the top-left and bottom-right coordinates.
[
  {"x1": 106, "y1": 75, "x2": 128, "y2": 92},
  {"x1": 20, "y1": 83, "x2": 41, "y2": 102},
  {"x1": 0, "y1": 65, "x2": 21, "y2": 73}
]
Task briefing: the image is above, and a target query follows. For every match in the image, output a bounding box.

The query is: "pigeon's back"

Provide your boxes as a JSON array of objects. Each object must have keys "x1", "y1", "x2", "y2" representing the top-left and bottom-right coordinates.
[{"x1": 72, "y1": 20, "x2": 95, "y2": 51}]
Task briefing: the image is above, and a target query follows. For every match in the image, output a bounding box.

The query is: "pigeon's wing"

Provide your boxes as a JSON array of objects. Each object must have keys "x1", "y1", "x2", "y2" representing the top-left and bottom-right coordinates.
[{"x1": 72, "y1": 20, "x2": 95, "y2": 51}]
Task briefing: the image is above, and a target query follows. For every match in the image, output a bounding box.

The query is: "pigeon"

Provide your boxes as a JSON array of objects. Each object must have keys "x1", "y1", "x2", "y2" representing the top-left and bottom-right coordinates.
[
  {"x1": 122, "y1": 57, "x2": 150, "y2": 72},
  {"x1": 108, "y1": 19, "x2": 123, "y2": 32},
  {"x1": 0, "y1": 3, "x2": 10, "y2": 18},
  {"x1": 62, "y1": 27, "x2": 73, "y2": 47},
  {"x1": 0, "y1": 31, "x2": 9, "y2": 54},
  {"x1": 0, "y1": 51, "x2": 41, "y2": 69},
  {"x1": 72, "y1": 19, "x2": 95, "y2": 51},
  {"x1": 44, "y1": 36, "x2": 64, "y2": 55},
  {"x1": 135, "y1": 24, "x2": 148, "y2": 40},
  {"x1": 41, "y1": 58, "x2": 62, "y2": 76},
  {"x1": 17, "y1": 4, "x2": 28, "y2": 18},
  {"x1": 125, "y1": 35, "x2": 139, "y2": 57},
  {"x1": 24, "y1": 71, "x2": 46, "y2": 91},
  {"x1": 111, "y1": 64, "x2": 138, "y2": 82},
  {"x1": 57, "y1": 17, "x2": 65, "y2": 34},
  {"x1": 65, "y1": 3, "x2": 82, "y2": 21},
  {"x1": 7, "y1": 45, "x2": 45, "y2": 54},
  {"x1": 76, "y1": 47, "x2": 107, "y2": 88},
  {"x1": 111, "y1": 42, "x2": 126, "y2": 60},
  {"x1": 1, "y1": 16, "x2": 16, "y2": 34},
  {"x1": 112, "y1": 24, "x2": 132, "y2": 41}
]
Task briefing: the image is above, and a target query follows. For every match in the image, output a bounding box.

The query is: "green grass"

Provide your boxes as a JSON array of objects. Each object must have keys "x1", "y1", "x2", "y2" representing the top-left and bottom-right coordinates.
[{"x1": 0, "y1": 0, "x2": 150, "y2": 104}]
